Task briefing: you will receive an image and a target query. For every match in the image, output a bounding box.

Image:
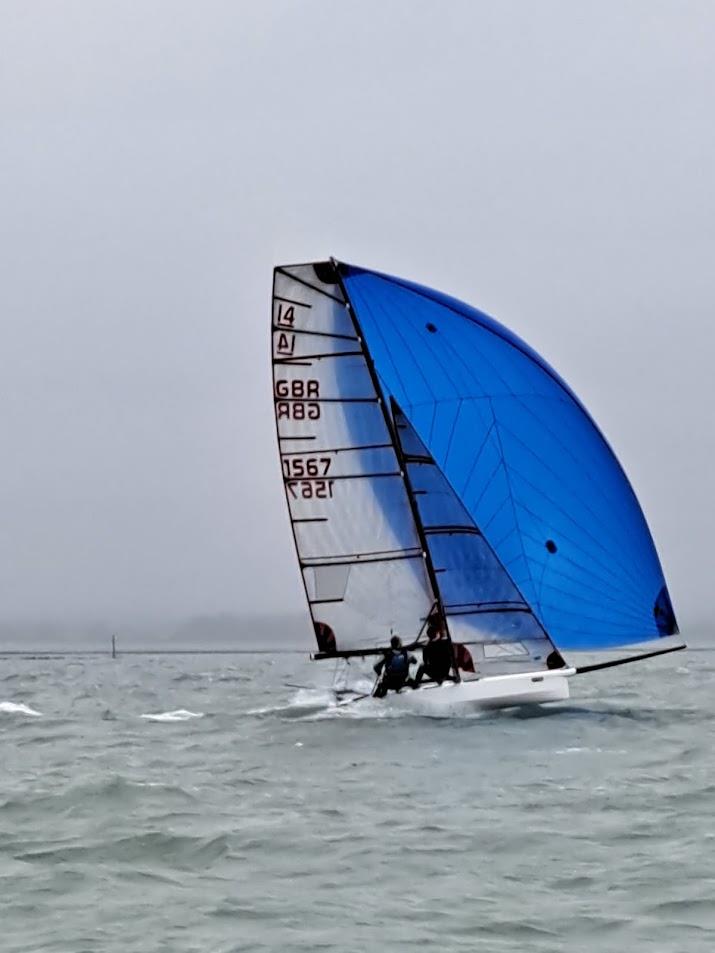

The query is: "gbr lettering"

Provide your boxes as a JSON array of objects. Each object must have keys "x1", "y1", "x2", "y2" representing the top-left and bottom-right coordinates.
[{"x1": 275, "y1": 378, "x2": 321, "y2": 420}]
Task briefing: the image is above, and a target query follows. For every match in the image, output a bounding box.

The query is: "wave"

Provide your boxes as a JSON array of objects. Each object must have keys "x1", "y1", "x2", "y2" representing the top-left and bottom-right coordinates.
[
  {"x1": 0, "y1": 775, "x2": 198, "y2": 816},
  {"x1": 140, "y1": 709, "x2": 204, "y2": 722},
  {"x1": 0, "y1": 701, "x2": 42, "y2": 717},
  {"x1": 14, "y1": 831, "x2": 228, "y2": 869}
]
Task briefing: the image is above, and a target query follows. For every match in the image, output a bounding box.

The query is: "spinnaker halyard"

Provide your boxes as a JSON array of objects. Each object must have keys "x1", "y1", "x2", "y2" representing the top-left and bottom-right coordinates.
[{"x1": 271, "y1": 259, "x2": 684, "y2": 711}]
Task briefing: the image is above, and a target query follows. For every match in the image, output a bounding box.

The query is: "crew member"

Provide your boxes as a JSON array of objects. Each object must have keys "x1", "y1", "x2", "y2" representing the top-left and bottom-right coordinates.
[
  {"x1": 373, "y1": 635, "x2": 416, "y2": 697},
  {"x1": 411, "y1": 621, "x2": 453, "y2": 688}
]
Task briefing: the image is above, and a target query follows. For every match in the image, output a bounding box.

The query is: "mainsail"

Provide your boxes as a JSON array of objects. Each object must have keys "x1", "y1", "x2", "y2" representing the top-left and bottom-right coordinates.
[
  {"x1": 271, "y1": 263, "x2": 435, "y2": 653},
  {"x1": 272, "y1": 259, "x2": 682, "y2": 665}
]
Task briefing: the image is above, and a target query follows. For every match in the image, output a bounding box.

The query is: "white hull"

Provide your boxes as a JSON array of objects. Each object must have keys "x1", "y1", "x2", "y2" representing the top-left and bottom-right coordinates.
[{"x1": 380, "y1": 668, "x2": 575, "y2": 714}]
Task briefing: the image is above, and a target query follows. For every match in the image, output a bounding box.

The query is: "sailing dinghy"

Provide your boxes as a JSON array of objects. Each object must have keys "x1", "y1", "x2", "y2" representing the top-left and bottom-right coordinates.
[{"x1": 271, "y1": 260, "x2": 684, "y2": 712}]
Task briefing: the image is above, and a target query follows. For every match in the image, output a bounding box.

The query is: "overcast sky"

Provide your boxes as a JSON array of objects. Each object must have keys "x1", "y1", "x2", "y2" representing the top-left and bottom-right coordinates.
[{"x1": 1, "y1": 1, "x2": 713, "y2": 634}]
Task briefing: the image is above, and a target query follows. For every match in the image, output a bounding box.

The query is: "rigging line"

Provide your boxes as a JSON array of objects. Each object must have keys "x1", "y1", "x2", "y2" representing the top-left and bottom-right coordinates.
[
  {"x1": 303, "y1": 545, "x2": 423, "y2": 561},
  {"x1": 271, "y1": 325, "x2": 359, "y2": 342},
  {"x1": 485, "y1": 524, "x2": 520, "y2": 555},
  {"x1": 332, "y1": 263, "x2": 446, "y2": 640},
  {"x1": 488, "y1": 398, "x2": 541, "y2": 627},
  {"x1": 509, "y1": 391, "x2": 638, "y2": 520},
  {"x1": 444, "y1": 599, "x2": 528, "y2": 608},
  {"x1": 535, "y1": 584, "x2": 652, "y2": 631},
  {"x1": 441, "y1": 398, "x2": 464, "y2": 475},
  {"x1": 273, "y1": 295, "x2": 312, "y2": 308},
  {"x1": 392, "y1": 399, "x2": 552, "y2": 651},
  {"x1": 274, "y1": 351, "x2": 363, "y2": 363},
  {"x1": 286, "y1": 471, "x2": 401, "y2": 482},
  {"x1": 458, "y1": 420, "x2": 497, "y2": 498},
  {"x1": 534, "y1": 596, "x2": 653, "y2": 629},
  {"x1": 428, "y1": 401, "x2": 438, "y2": 454},
  {"x1": 395, "y1": 393, "x2": 550, "y2": 408},
  {"x1": 342, "y1": 286, "x2": 413, "y2": 406},
  {"x1": 301, "y1": 552, "x2": 424, "y2": 569},
  {"x1": 522, "y1": 551, "x2": 648, "y2": 621},
  {"x1": 511, "y1": 494, "x2": 647, "y2": 601},
  {"x1": 537, "y1": 576, "x2": 649, "y2": 634},
  {"x1": 574, "y1": 644, "x2": 685, "y2": 674},
  {"x1": 480, "y1": 494, "x2": 512, "y2": 539},
  {"x1": 380, "y1": 286, "x2": 461, "y2": 403},
  {"x1": 380, "y1": 296, "x2": 439, "y2": 400},
  {"x1": 274, "y1": 397, "x2": 378, "y2": 404},
  {"x1": 281, "y1": 442, "x2": 394, "y2": 456},
  {"x1": 371, "y1": 269, "x2": 672, "y2": 591},
  {"x1": 400, "y1": 294, "x2": 664, "y2": 584},
  {"x1": 445, "y1": 607, "x2": 533, "y2": 617},
  {"x1": 518, "y1": 525, "x2": 650, "y2": 618},
  {"x1": 435, "y1": 319, "x2": 513, "y2": 405},
  {"x1": 507, "y1": 466, "x2": 645, "y2": 593},
  {"x1": 275, "y1": 268, "x2": 345, "y2": 304},
  {"x1": 470, "y1": 453, "x2": 505, "y2": 514},
  {"x1": 494, "y1": 414, "x2": 648, "y2": 578},
  {"x1": 366, "y1": 275, "x2": 463, "y2": 400},
  {"x1": 369, "y1": 269, "x2": 596, "y2": 422},
  {"x1": 424, "y1": 525, "x2": 482, "y2": 536},
  {"x1": 507, "y1": 464, "x2": 647, "y2": 597}
]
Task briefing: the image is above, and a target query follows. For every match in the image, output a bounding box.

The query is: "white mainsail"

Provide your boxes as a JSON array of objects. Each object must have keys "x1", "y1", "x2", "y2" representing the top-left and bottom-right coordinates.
[{"x1": 272, "y1": 263, "x2": 434, "y2": 654}]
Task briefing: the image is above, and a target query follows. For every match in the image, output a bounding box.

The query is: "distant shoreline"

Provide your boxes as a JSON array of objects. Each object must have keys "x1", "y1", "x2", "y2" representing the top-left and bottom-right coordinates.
[{"x1": 0, "y1": 648, "x2": 305, "y2": 659}]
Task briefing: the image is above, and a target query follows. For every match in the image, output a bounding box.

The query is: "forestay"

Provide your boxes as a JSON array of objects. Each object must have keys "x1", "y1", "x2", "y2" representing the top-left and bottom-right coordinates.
[{"x1": 272, "y1": 263, "x2": 435, "y2": 654}]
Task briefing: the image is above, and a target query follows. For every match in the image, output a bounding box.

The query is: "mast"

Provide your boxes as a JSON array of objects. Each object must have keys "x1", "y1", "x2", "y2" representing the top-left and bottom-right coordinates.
[{"x1": 332, "y1": 260, "x2": 456, "y2": 666}]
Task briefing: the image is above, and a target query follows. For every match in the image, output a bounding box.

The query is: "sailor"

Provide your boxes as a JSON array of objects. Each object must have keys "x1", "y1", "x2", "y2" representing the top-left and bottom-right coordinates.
[
  {"x1": 411, "y1": 620, "x2": 454, "y2": 688},
  {"x1": 373, "y1": 635, "x2": 416, "y2": 697},
  {"x1": 314, "y1": 621, "x2": 337, "y2": 654}
]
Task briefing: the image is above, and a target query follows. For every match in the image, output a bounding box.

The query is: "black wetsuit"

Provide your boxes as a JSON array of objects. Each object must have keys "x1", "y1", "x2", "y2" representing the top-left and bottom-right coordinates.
[
  {"x1": 374, "y1": 648, "x2": 414, "y2": 697},
  {"x1": 412, "y1": 638, "x2": 453, "y2": 687}
]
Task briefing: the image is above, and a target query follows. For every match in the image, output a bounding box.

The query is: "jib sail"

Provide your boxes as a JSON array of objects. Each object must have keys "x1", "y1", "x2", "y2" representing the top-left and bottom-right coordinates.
[{"x1": 391, "y1": 400, "x2": 557, "y2": 673}]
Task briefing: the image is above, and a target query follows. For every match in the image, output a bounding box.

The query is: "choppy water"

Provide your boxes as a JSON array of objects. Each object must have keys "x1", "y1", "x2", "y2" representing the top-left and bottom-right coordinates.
[{"x1": 1, "y1": 649, "x2": 713, "y2": 952}]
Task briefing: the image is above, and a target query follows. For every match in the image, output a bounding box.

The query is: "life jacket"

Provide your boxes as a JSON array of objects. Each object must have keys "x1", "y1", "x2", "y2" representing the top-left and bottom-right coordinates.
[
  {"x1": 385, "y1": 649, "x2": 409, "y2": 678},
  {"x1": 423, "y1": 639, "x2": 452, "y2": 679}
]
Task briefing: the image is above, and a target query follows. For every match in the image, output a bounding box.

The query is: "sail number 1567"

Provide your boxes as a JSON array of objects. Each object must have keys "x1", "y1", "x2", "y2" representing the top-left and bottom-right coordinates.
[{"x1": 282, "y1": 457, "x2": 331, "y2": 478}]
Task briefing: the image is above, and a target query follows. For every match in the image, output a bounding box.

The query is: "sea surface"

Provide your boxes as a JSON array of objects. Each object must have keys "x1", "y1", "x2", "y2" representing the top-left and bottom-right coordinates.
[{"x1": 1, "y1": 648, "x2": 713, "y2": 953}]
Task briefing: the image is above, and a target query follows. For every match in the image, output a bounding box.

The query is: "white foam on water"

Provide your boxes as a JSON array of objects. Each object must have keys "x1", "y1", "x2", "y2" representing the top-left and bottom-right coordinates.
[
  {"x1": 0, "y1": 701, "x2": 43, "y2": 717},
  {"x1": 140, "y1": 709, "x2": 204, "y2": 722},
  {"x1": 247, "y1": 688, "x2": 335, "y2": 717}
]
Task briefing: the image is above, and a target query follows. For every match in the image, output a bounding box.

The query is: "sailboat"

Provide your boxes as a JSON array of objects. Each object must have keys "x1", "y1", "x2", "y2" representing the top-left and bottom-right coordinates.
[{"x1": 271, "y1": 259, "x2": 684, "y2": 712}]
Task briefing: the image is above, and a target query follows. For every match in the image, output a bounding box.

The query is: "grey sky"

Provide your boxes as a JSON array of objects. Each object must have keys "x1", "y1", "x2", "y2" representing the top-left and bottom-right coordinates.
[{"x1": 1, "y1": 1, "x2": 713, "y2": 633}]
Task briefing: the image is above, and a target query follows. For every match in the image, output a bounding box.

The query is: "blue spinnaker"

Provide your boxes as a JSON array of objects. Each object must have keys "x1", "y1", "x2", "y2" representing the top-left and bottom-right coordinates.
[{"x1": 341, "y1": 264, "x2": 677, "y2": 652}]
